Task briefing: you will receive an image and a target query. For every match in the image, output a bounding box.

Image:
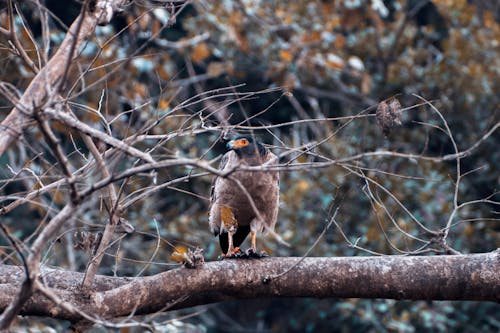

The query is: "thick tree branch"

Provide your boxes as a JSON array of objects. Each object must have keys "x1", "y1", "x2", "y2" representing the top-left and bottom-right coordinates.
[
  {"x1": 0, "y1": 252, "x2": 498, "y2": 322},
  {"x1": 0, "y1": 203, "x2": 76, "y2": 328}
]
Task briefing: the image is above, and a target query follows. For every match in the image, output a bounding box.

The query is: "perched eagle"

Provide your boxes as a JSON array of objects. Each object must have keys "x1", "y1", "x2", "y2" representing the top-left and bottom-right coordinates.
[{"x1": 209, "y1": 136, "x2": 279, "y2": 257}]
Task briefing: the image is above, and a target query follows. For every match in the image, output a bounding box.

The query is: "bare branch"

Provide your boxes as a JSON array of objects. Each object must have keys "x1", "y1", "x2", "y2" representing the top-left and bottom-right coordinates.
[
  {"x1": 0, "y1": 0, "x2": 128, "y2": 156},
  {"x1": 44, "y1": 107, "x2": 155, "y2": 163},
  {"x1": 79, "y1": 132, "x2": 121, "y2": 290},
  {"x1": 0, "y1": 203, "x2": 76, "y2": 329}
]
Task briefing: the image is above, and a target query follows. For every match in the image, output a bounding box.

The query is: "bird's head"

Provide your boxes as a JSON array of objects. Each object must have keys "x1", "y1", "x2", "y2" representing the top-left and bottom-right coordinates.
[{"x1": 226, "y1": 136, "x2": 266, "y2": 158}]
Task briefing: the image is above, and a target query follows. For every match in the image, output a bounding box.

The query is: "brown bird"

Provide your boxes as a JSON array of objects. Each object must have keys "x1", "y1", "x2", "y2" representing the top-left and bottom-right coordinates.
[{"x1": 209, "y1": 136, "x2": 279, "y2": 257}]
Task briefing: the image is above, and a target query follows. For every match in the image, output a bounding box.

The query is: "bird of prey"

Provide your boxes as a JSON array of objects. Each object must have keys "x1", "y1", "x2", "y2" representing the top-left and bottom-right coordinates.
[{"x1": 209, "y1": 136, "x2": 279, "y2": 257}]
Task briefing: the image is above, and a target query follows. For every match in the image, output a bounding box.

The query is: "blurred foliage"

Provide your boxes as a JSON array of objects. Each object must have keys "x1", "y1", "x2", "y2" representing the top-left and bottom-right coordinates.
[{"x1": 0, "y1": 0, "x2": 499, "y2": 332}]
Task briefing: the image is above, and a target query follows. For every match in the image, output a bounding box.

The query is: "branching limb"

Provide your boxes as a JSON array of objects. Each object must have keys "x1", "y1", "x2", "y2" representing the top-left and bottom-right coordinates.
[
  {"x1": 80, "y1": 132, "x2": 121, "y2": 290},
  {"x1": 44, "y1": 107, "x2": 155, "y2": 163},
  {"x1": 0, "y1": 0, "x2": 129, "y2": 156},
  {"x1": 0, "y1": 203, "x2": 76, "y2": 329}
]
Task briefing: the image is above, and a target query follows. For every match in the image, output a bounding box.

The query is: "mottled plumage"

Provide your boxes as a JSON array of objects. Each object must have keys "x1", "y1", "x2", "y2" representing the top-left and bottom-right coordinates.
[{"x1": 209, "y1": 136, "x2": 279, "y2": 256}]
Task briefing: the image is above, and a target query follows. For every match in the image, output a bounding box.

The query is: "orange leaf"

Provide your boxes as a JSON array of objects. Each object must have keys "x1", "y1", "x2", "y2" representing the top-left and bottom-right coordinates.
[
  {"x1": 86, "y1": 112, "x2": 101, "y2": 124},
  {"x1": 135, "y1": 83, "x2": 147, "y2": 98},
  {"x1": 170, "y1": 245, "x2": 188, "y2": 262},
  {"x1": 301, "y1": 31, "x2": 322, "y2": 43},
  {"x1": 207, "y1": 62, "x2": 227, "y2": 77},
  {"x1": 51, "y1": 189, "x2": 64, "y2": 205},
  {"x1": 366, "y1": 225, "x2": 379, "y2": 241},
  {"x1": 321, "y1": 2, "x2": 335, "y2": 16},
  {"x1": 464, "y1": 223, "x2": 474, "y2": 237},
  {"x1": 158, "y1": 98, "x2": 169, "y2": 110},
  {"x1": 483, "y1": 11, "x2": 496, "y2": 29},
  {"x1": 191, "y1": 43, "x2": 211, "y2": 63},
  {"x1": 326, "y1": 16, "x2": 341, "y2": 30},
  {"x1": 52, "y1": 120, "x2": 71, "y2": 134},
  {"x1": 296, "y1": 180, "x2": 310, "y2": 193},
  {"x1": 334, "y1": 34, "x2": 346, "y2": 50},
  {"x1": 341, "y1": 9, "x2": 365, "y2": 30},
  {"x1": 279, "y1": 50, "x2": 293, "y2": 62}
]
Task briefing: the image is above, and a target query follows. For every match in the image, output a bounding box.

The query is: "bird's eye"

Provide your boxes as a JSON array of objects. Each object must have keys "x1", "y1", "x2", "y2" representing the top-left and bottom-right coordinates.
[{"x1": 240, "y1": 139, "x2": 249, "y2": 146}]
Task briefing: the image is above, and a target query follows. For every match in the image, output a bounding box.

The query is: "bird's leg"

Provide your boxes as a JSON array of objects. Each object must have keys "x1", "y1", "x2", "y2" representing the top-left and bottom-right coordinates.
[
  {"x1": 226, "y1": 226, "x2": 238, "y2": 256},
  {"x1": 220, "y1": 206, "x2": 240, "y2": 257},
  {"x1": 245, "y1": 230, "x2": 267, "y2": 258},
  {"x1": 250, "y1": 230, "x2": 257, "y2": 253}
]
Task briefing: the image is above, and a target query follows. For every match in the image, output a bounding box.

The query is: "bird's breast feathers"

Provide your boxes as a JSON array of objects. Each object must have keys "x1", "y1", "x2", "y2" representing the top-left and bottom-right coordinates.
[{"x1": 210, "y1": 149, "x2": 279, "y2": 230}]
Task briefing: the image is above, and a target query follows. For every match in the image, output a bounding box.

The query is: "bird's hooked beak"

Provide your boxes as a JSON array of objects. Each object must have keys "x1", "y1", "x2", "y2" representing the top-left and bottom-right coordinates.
[{"x1": 227, "y1": 138, "x2": 249, "y2": 150}]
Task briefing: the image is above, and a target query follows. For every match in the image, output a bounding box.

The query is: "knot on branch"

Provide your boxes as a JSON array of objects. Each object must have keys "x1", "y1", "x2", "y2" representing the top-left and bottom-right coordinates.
[
  {"x1": 170, "y1": 247, "x2": 205, "y2": 269},
  {"x1": 89, "y1": 0, "x2": 126, "y2": 26},
  {"x1": 73, "y1": 231, "x2": 103, "y2": 255},
  {"x1": 376, "y1": 98, "x2": 402, "y2": 136},
  {"x1": 116, "y1": 218, "x2": 135, "y2": 234}
]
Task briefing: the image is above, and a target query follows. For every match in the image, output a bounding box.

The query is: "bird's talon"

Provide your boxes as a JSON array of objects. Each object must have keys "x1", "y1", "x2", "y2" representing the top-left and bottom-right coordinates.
[
  {"x1": 245, "y1": 248, "x2": 268, "y2": 258},
  {"x1": 220, "y1": 247, "x2": 244, "y2": 259}
]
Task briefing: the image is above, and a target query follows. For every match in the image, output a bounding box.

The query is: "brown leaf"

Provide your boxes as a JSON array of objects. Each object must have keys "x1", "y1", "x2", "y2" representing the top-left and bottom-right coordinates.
[
  {"x1": 376, "y1": 98, "x2": 402, "y2": 136},
  {"x1": 279, "y1": 50, "x2": 294, "y2": 62},
  {"x1": 191, "y1": 42, "x2": 211, "y2": 63},
  {"x1": 73, "y1": 231, "x2": 102, "y2": 254},
  {"x1": 170, "y1": 246, "x2": 205, "y2": 268}
]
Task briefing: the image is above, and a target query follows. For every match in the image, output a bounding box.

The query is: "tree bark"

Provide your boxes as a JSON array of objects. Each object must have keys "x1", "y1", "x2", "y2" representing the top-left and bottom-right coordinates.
[{"x1": 0, "y1": 252, "x2": 498, "y2": 322}]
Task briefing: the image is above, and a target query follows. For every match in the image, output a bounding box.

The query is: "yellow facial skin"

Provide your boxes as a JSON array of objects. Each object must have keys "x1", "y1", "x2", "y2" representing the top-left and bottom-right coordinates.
[{"x1": 227, "y1": 138, "x2": 249, "y2": 149}]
